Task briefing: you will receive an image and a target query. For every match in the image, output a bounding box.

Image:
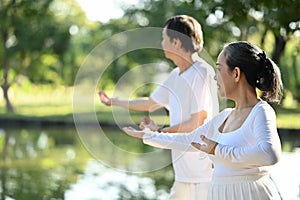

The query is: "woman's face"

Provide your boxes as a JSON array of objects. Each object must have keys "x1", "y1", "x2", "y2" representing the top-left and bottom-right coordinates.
[{"x1": 215, "y1": 50, "x2": 236, "y2": 99}]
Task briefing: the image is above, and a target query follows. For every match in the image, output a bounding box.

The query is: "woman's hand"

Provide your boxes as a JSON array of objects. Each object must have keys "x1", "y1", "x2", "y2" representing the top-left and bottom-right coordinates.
[
  {"x1": 191, "y1": 135, "x2": 218, "y2": 155},
  {"x1": 122, "y1": 127, "x2": 145, "y2": 139},
  {"x1": 139, "y1": 116, "x2": 159, "y2": 131}
]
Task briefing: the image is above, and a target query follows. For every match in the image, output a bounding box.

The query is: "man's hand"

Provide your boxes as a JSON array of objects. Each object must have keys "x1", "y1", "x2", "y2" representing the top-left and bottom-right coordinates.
[
  {"x1": 98, "y1": 91, "x2": 113, "y2": 106},
  {"x1": 191, "y1": 135, "x2": 218, "y2": 155},
  {"x1": 139, "y1": 116, "x2": 159, "y2": 131}
]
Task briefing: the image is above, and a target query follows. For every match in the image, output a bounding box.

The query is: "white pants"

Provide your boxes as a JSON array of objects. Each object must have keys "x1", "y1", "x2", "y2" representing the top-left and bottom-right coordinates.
[
  {"x1": 208, "y1": 175, "x2": 281, "y2": 200},
  {"x1": 168, "y1": 181, "x2": 210, "y2": 200}
]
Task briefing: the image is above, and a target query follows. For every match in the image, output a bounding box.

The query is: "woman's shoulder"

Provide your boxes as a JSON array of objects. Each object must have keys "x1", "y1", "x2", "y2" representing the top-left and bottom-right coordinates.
[
  {"x1": 254, "y1": 100, "x2": 275, "y2": 113},
  {"x1": 250, "y1": 101, "x2": 276, "y2": 121},
  {"x1": 216, "y1": 108, "x2": 233, "y2": 119}
]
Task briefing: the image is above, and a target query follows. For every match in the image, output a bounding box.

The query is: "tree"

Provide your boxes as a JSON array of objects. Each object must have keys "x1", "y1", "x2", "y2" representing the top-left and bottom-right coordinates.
[
  {"x1": 255, "y1": 0, "x2": 299, "y2": 63},
  {"x1": 122, "y1": 0, "x2": 300, "y2": 99},
  {"x1": 217, "y1": 0, "x2": 300, "y2": 63},
  {"x1": 0, "y1": 0, "x2": 72, "y2": 112}
]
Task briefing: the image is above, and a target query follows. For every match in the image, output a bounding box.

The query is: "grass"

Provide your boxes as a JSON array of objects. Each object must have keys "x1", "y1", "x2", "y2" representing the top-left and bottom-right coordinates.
[
  {"x1": 275, "y1": 107, "x2": 300, "y2": 129},
  {"x1": 0, "y1": 85, "x2": 299, "y2": 129}
]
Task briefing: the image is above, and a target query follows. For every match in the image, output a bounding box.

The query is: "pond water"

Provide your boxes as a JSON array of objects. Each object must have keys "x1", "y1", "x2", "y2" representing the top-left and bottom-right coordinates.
[{"x1": 0, "y1": 124, "x2": 299, "y2": 200}]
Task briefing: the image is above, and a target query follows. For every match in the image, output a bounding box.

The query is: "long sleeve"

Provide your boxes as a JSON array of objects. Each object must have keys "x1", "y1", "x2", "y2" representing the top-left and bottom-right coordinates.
[
  {"x1": 143, "y1": 119, "x2": 213, "y2": 151},
  {"x1": 215, "y1": 103, "x2": 281, "y2": 167}
]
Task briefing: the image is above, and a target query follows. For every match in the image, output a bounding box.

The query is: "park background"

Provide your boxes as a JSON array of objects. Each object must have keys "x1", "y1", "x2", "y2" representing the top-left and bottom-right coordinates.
[{"x1": 0, "y1": 0, "x2": 299, "y2": 199}]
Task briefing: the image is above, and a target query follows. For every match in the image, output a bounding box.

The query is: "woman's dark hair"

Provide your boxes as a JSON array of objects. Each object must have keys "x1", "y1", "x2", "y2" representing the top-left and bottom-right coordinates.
[
  {"x1": 164, "y1": 15, "x2": 203, "y2": 53},
  {"x1": 223, "y1": 41, "x2": 283, "y2": 103}
]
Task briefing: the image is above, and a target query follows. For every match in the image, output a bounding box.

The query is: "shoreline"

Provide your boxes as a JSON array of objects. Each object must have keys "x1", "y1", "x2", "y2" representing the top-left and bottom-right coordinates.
[{"x1": 0, "y1": 117, "x2": 299, "y2": 134}]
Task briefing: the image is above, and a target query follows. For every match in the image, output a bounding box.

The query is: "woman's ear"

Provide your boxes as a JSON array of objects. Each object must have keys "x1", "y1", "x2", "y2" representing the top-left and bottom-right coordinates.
[{"x1": 233, "y1": 67, "x2": 241, "y2": 82}]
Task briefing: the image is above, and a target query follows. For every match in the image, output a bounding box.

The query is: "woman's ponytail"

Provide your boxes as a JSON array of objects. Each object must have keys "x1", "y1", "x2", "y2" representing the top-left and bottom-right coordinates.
[{"x1": 256, "y1": 51, "x2": 282, "y2": 103}]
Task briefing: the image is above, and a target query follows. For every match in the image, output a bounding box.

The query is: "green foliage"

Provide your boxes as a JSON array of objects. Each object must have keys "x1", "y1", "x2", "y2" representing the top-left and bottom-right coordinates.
[
  {"x1": 0, "y1": 0, "x2": 75, "y2": 111},
  {"x1": 1, "y1": 0, "x2": 300, "y2": 114},
  {"x1": 279, "y1": 37, "x2": 300, "y2": 101},
  {"x1": 122, "y1": 0, "x2": 300, "y2": 102},
  {"x1": 0, "y1": 0, "x2": 71, "y2": 82}
]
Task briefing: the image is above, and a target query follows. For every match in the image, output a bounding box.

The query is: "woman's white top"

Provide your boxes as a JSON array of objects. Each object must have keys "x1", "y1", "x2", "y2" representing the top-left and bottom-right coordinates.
[{"x1": 143, "y1": 101, "x2": 281, "y2": 177}]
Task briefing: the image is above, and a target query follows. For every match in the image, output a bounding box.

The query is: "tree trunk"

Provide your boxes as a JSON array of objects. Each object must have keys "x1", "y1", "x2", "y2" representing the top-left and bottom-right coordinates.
[
  {"x1": 2, "y1": 86, "x2": 14, "y2": 113},
  {"x1": 272, "y1": 34, "x2": 286, "y2": 64},
  {"x1": 2, "y1": 58, "x2": 14, "y2": 113},
  {"x1": 292, "y1": 52, "x2": 300, "y2": 101},
  {"x1": 1, "y1": 23, "x2": 14, "y2": 113},
  {"x1": 260, "y1": 27, "x2": 268, "y2": 49}
]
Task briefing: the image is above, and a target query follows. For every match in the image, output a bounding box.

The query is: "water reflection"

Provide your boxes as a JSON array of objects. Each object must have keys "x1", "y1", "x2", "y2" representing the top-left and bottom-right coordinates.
[
  {"x1": 0, "y1": 125, "x2": 87, "y2": 200},
  {"x1": 75, "y1": 125, "x2": 172, "y2": 173},
  {"x1": 66, "y1": 151, "x2": 300, "y2": 200},
  {"x1": 271, "y1": 149, "x2": 300, "y2": 200},
  {"x1": 65, "y1": 160, "x2": 170, "y2": 200},
  {"x1": 0, "y1": 125, "x2": 299, "y2": 200}
]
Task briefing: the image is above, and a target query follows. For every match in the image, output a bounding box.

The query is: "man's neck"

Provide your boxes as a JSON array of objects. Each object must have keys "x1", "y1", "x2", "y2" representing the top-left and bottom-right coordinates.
[{"x1": 177, "y1": 52, "x2": 198, "y2": 74}]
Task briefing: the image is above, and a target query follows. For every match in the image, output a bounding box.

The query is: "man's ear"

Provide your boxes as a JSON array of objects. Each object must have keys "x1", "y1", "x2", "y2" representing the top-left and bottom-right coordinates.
[{"x1": 173, "y1": 38, "x2": 182, "y2": 49}]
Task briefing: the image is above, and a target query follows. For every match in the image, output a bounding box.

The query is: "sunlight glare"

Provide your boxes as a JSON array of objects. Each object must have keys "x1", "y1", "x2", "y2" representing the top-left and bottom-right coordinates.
[{"x1": 76, "y1": 0, "x2": 124, "y2": 22}]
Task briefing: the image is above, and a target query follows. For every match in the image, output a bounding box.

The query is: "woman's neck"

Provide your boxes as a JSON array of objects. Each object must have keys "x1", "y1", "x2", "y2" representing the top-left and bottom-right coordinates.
[
  {"x1": 233, "y1": 78, "x2": 261, "y2": 110},
  {"x1": 234, "y1": 95, "x2": 260, "y2": 110}
]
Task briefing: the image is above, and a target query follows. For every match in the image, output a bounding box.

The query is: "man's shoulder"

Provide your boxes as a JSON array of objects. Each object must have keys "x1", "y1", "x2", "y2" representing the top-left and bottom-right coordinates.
[
  {"x1": 190, "y1": 61, "x2": 214, "y2": 75},
  {"x1": 168, "y1": 67, "x2": 180, "y2": 76},
  {"x1": 195, "y1": 58, "x2": 214, "y2": 69}
]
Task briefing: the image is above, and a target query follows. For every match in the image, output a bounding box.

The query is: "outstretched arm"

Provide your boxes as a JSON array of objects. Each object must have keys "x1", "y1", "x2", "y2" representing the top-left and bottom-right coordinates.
[
  {"x1": 98, "y1": 91, "x2": 162, "y2": 112},
  {"x1": 123, "y1": 119, "x2": 214, "y2": 152},
  {"x1": 161, "y1": 111, "x2": 207, "y2": 133},
  {"x1": 139, "y1": 111, "x2": 207, "y2": 133}
]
